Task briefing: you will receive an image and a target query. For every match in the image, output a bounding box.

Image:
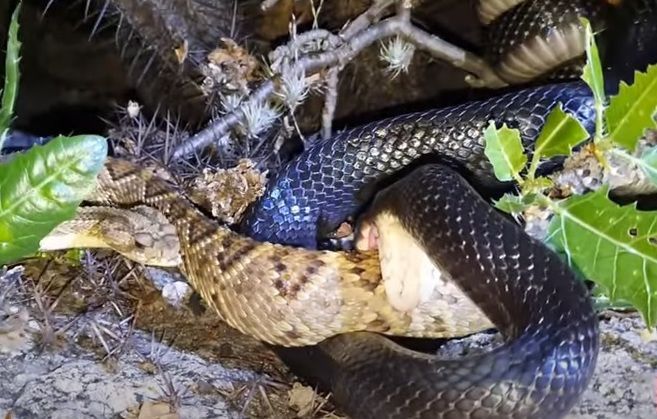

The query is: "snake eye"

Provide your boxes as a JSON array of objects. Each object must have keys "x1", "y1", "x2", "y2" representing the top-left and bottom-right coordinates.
[{"x1": 134, "y1": 233, "x2": 153, "y2": 249}]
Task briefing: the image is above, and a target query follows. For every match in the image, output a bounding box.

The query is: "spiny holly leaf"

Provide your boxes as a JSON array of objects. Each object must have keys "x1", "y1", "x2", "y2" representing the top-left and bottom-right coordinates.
[
  {"x1": 534, "y1": 104, "x2": 590, "y2": 158},
  {"x1": 483, "y1": 121, "x2": 527, "y2": 182},
  {"x1": 547, "y1": 187, "x2": 657, "y2": 328},
  {"x1": 606, "y1": 64, "x2": 657, "y2": 150},
  {"x1": 0, "y1": 2, "x2": 22, "y2": 150},
  {"x1": 0, "y1": 134, "x2": 107, "y2": 265},
  {"x1": 580, "y1": 17, "x2": 605, "y2": 110}
]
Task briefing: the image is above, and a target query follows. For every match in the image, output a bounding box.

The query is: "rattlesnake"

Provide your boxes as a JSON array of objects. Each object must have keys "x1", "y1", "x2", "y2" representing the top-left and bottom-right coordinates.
[{"x1": 43, "y1": 157, "x2": 494, "y2": 346}]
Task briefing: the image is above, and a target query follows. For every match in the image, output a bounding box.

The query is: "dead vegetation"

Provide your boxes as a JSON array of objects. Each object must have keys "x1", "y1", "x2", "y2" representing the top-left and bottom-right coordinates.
[{"x1": 0, "y1": 248, "x2": 344, "y2": 417}]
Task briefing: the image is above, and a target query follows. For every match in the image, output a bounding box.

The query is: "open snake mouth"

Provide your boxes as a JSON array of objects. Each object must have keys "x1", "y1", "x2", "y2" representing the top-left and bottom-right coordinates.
[
  {"x1": 355, "y1": 212, "x2": 441, "y2": 313},
  {"x1": 353, "y1": 208, "x2": 494, "y2": 335}
]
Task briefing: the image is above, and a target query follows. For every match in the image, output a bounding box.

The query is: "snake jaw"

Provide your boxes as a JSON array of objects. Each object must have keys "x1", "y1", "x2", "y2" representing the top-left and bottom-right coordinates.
[
  {"x1": 355, "y1": 212, "x2": 439, "y2": 313},
  {"x1": 40, "y1": 205, "x2": 183, "y2": 268},
  {"x1": 354, "y1": 219, "x2": 378, "y2": 251}
]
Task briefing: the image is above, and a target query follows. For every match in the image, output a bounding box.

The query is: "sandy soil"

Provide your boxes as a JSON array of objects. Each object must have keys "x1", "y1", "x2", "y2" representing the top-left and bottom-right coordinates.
[{"x1": 1, "y1": 263, "x2": 656, "y2": 419}]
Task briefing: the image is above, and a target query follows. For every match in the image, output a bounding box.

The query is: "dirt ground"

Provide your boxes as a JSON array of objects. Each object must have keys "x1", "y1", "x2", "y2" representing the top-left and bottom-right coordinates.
[{"x1": 1, "y1": 259, "x2": 656, "y2": 419}]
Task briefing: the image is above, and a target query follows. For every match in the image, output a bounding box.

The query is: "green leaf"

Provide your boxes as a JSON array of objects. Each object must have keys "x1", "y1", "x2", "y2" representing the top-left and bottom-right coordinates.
[
  {"x1": 534, "y1": 104, "x2": 590, "y2": 158},
  {"x1": 0, "y1": 134, "x2": 107, "y2": 265},
  {"x1": 0, "y1": 2, "x2": 22, "y2": 150},
  {"x1": 494, "y1": 192, "x2": 541, "y2": 214},
  {"x1": 580, "y1": 17, "x2": 605, "y2": 110},
  {"x1": 606, "y1": 64, "x2": 657, "y2": 150},
  {"x1": 483, "y1": 121, "x2": 527, "y2": 182},
  {"x1": 547, "y1": 187, "x2": 657, "y2": 327},
  {"x1": 524, "y1": 176, "x2": 553, "y2": 190},
  {"x1": 494, "y1": 193, "x2": 526, "y2": 214}
]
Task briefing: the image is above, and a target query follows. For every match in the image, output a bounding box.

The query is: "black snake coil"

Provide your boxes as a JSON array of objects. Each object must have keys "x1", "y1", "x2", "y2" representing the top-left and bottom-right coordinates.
[{"x1": 277, "y1": 163, "x2": 599, "y2": 418}]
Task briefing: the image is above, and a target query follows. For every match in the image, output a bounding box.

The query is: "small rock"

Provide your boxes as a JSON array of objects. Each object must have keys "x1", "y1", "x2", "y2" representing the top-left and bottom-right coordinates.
[
  {"x1": 162, "y1": 282, "x2": 192, "y2": 308},
  {"x1": 288, "y1": 382, "x2": 316, "y2": 417}
]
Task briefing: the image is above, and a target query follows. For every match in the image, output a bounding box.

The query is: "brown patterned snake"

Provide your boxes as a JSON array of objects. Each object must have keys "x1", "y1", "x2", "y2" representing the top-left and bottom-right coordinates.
[{"x1": 40, "y1": 157, "x2": 494, "y2": 346}]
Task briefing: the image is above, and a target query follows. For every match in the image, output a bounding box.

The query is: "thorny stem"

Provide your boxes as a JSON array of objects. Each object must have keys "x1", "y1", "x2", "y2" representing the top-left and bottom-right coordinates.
[
  {"x1": 173, "y1": 82, "x2": 275, "y2": 160},
  {"x1": 172, "y1": 0, "x2": 506, "y2": 160}
]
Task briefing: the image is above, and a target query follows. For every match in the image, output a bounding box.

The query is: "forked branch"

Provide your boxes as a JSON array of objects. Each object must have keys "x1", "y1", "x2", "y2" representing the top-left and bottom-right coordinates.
[{"x1": 172, "y1": 0, "x2": 505, "y2": 160}]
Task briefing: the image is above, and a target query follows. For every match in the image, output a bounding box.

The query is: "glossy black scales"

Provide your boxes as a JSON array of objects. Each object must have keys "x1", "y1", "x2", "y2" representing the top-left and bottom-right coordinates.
[
  {"x1": 240, "y1": 82, "x2": 595, "y2": 248},
  {"x1": 277, "y1": 164, "x2": 599, "y2": 419}
]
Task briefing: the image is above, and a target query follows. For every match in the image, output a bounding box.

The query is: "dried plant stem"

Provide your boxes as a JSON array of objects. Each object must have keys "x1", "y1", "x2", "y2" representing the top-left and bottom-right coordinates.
[
  {"x1": 172, "y1": 0, "x2": 505, "y2": 160},
  {"x1": 173, "y1": 83, "x2": 275, "y2": 160},
  {"x1": 321, "y1": 67, "x2": 339, "y2": 139}
]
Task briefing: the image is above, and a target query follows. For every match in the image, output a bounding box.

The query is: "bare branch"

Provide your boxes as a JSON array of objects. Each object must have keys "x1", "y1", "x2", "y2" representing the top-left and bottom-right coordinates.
[
  {"x1": 396, "y1": 23, "x2": 503, "y2": 88},
  {"x1": 172, "y1": 0, "x2": 505, "y2": 160},
  {"x1": 295, "y1": 16, "x2": 503, "y2": 85},
  {"x1": 173, "y1": 82, "x2": 275, "y2": 160},
  {"x1": 340, "y1": 0, "x2": 396, "y2": 38},
  {"x1": 321, "y1": 67, "x2": 339, "y2": 139}
]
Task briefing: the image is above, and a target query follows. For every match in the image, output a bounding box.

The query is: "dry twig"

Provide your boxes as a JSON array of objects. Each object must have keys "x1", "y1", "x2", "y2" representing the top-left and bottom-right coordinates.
[
  {"x1": 321, "y1": 67, "x2": 339, "y2": 139},
  {"x1": 172, "y1": 0, "x2": 505, "y2": 160}
]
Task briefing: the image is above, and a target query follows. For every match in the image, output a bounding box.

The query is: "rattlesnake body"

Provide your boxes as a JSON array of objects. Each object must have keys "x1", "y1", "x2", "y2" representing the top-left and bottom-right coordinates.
[{"x1": 52, "y1": 157, "x2": 494, "y2": 347}]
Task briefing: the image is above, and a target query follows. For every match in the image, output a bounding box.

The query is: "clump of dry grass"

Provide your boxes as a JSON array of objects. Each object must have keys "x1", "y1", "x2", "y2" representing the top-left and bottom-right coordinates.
[
  {"x1": 105, "y1": 98, "x2": 285, "y2": 183},
  {"x1": 220, "y1": 372, "x2": 288, "y2": 418}
]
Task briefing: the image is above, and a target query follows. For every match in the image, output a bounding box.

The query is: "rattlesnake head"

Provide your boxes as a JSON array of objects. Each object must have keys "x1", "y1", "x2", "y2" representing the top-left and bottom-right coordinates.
[{"x1": 40, "y1": 206, "x2": 182, "y2": 267}]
